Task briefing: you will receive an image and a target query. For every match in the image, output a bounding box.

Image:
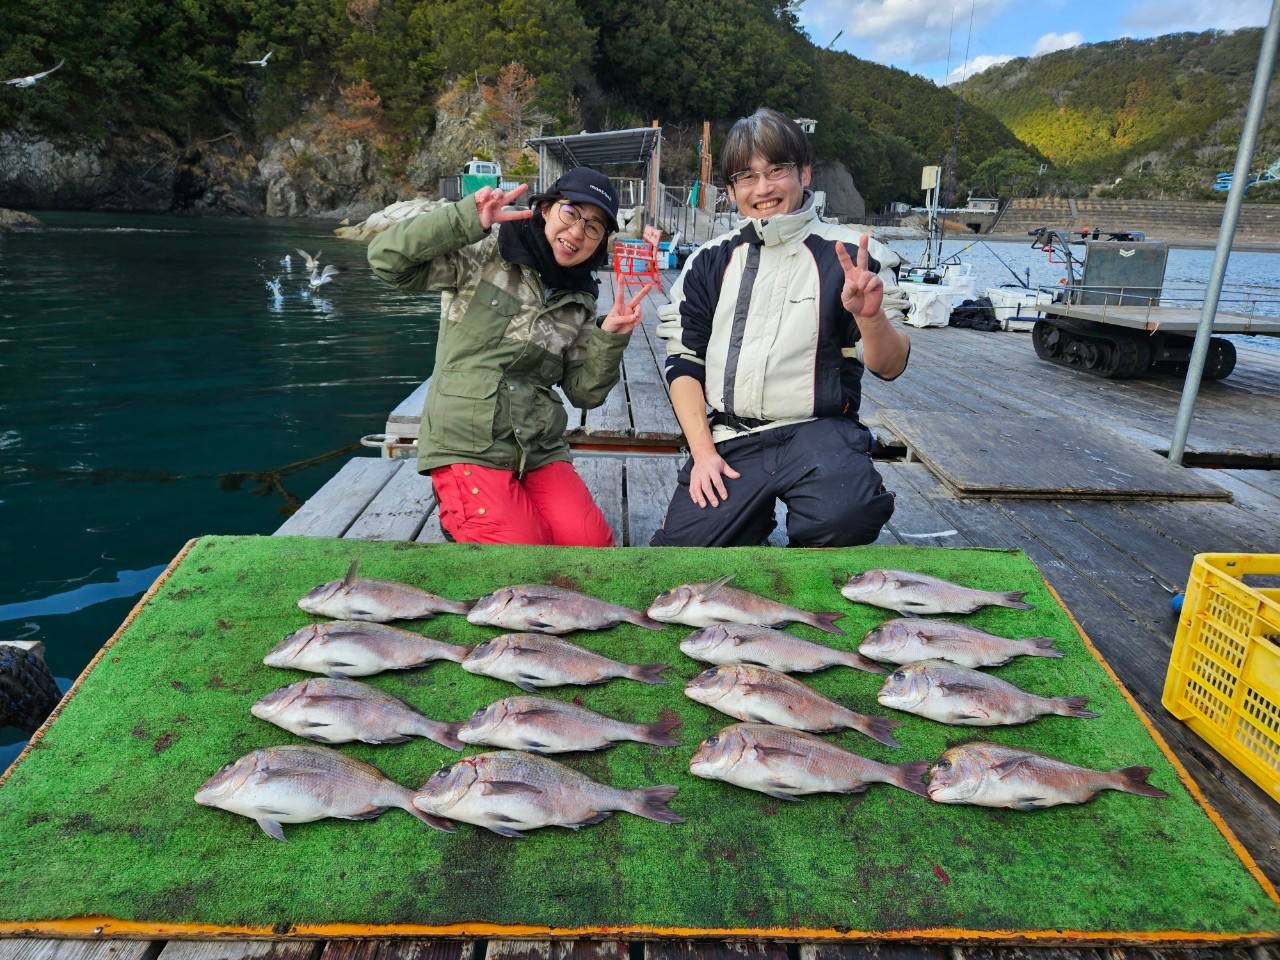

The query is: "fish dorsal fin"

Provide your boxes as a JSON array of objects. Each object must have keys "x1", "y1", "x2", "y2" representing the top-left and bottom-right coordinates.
[
  {"x1": 700, "y1": 574, "x2": 735, "y2": 600},
  {"x1": 343, "y1": 559, "x2": 360, "y2": 587},
  {"x1": 482, "y1": 780, "x2": 543, "y2": 796}
]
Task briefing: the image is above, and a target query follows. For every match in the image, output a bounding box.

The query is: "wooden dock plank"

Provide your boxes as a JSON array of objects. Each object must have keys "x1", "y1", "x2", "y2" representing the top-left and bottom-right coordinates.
[
  {"x1": 626, "y1": 456, "x2": 680, "y2": 548},
  {"x1": 486, "y1": 942, "x2": 625, "y2": 960},
  {"x1": 878, "y1": 462, "x2": 974, "y2": 547},
  {"x1": 274, "y1": 458, "x2": 400, "y2": 538},
  {"x1": 158, "y1": 942, "x2": 318, "y2": 960},
  {"x1": 801, "y1": 947, "x2": 949, "y2": 960},
  {"x1": 646, "y1": 944, "x2": 787, "y2": 960},
  {"x1": 316, "y1": 943, "x2": 473, "y2": 960},
  {"x1": 575, "y1": 457, "x2": 625, "y2": 545},
  {"x1": 0, "y1": 945, "x2": 155, "y2": 960},
  {"x1": 343, "y1": 459, "x2": 436, "y2": 541}
]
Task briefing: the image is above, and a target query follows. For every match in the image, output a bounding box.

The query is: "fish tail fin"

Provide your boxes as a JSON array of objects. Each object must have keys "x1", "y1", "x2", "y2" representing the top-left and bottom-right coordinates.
[
  {"x1": 441, "y1": 643, "x2": 473, "y2": 664},
  {"x1": 1024, "y1": 637, "x2": 1064, "y2": 658},
  {"x1": 428, "y1": 721, "x2": 466, "y2": 751},
  {"x1": 808, "y1": 611, "x2": 847, "y2": 635},
  {"x1": 890, "y1": 760, "x2": 932, "y2": 798},
  {"x1": 637, "y1": 708, "x2": 683, "y2": 746},
  {"x1": 1113, "y1": 766, "x2": 1168, "y2": 799},
  {"x1": 996, "y1": 591, "x2": 1033, "y2": 610},
  {"x1": 1054, "y1": 695, "x2": 1100, "y2": 719},
  {"x1": 858, "y1": 713, "x2": 902, "y2": 748},
  {"x1": 624, "y1": 785, "x2": 684, "y2": 823},
  {"x1": 442, "y1": 599, "x2": 476, "y2": 616},
  {"x1": 402, "y1": 793, "x2": 456, "y2": 832},
  {"x1": 841, "y1": 650, "x2": 887, "y2": 674},
  {"x1": 631, "y1": 613, "x2": 666, "y2": 631},
  {"x1": 630, "y1": 662, "x2": 670, "y2": 685}
]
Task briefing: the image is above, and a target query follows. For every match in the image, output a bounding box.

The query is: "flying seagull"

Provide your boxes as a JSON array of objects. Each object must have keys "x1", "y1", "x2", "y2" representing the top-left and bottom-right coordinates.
[
  {"x1": 310, "y1": 264, "x2": 339, "y2": 290},
  {"x1": 243, "y1": 51, "x2": 273, "y2": 67},
  {"x1": 3, "y1": 60, "x2": 64, "y2": 88},
  {"x1": 296, "y1": 249, "x2": 320, "y2": 275}
]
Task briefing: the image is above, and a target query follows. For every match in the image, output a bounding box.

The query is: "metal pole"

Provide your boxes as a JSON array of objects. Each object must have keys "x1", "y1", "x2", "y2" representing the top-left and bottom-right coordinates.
[{"x1": 1168, "y1": 0, "x2": 1280, "y2": 463}]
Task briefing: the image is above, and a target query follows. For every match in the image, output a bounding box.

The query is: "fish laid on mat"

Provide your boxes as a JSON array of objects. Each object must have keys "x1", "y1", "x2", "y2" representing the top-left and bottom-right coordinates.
[
  {"x1": 840, "y1": 569, "x2": 1032, "y2": 615},
  {"x1": 413, "y1": 750, "x2": 683, "y2": 836},
  {"x1": 298, "y1": 559, "x2": 474, "y2": 621},
  {"x1": 458, "y1": 696, "x2": 682, "y2": 753},
  {"x1": 860, "y1": 618, "x2": 1061, "y2": 668},
  {"x1": 680, "y1": 623, "x2": 884, "y2": 674},
  {"x1": 461, "y1": 633, "x2": 669, "y2": 691},
  {"x1": 684, "y1": 664, "x2": 900, "y2": 746},
  {"x1": 876, "y1": 660, "x2": 1100, "y2": 726},
  {"x1": 689, "y1": 723, "x2": 929, "y2": 799},
  {"x1": 194, "y1": 744, "x2": 453, "y2": 840},
  {"x1": 264, "y1": 621, "x2": 471, "y2": 677},
  {"x1": 648, "y1": 575, "x2": 845, "y2": 634},
  {"x1": 927, "y1": 742, "x2": 1169, "y2": 810},
  {"x1": 252, "y1": 678, "x2": 464, "y2": 749},
  {"x1": 467, "y1": 584, "x2": 663, "y2": 634}
]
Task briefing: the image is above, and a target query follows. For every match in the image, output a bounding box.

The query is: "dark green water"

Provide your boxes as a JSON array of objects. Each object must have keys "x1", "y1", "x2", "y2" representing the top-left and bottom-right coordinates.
[{"x1": 0, "y1": 212, "x2": 440, "y2": 759}]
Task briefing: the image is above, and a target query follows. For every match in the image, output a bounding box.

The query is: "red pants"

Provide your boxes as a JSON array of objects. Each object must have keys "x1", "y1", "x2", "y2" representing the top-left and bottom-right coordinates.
[{"x1": 430, "y1": 461, "x2": 615, "y2": 546}]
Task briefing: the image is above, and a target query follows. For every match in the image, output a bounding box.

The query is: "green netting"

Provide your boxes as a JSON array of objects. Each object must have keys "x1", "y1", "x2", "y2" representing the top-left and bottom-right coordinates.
[{"x1": 1, "y1": 535, "x2": 1276, "y2": 938}]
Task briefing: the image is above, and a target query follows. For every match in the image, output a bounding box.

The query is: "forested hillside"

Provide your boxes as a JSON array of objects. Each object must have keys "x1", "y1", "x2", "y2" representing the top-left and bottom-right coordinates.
[
  {"x1": 958, "y1": 29, "x2": 1280, "y2": 199},
  {"x1": 0, "y1": 0, "x2": 1033, "y2": 211}
]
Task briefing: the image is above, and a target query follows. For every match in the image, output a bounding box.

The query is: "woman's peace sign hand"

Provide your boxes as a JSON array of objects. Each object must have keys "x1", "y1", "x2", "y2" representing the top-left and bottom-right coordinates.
[
  {"x1": 835, "y1": 233, "x2": 884, "y2": 319},
  {"x1": 601, "y1": 283, "x2": 656, "y2": 334},
  {"x1": 476, "y1": 184, "x2": 534, "y2": 231}
]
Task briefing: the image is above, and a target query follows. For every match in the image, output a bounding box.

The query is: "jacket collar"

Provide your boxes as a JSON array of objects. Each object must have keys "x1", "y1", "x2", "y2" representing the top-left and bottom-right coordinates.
[{"x1": 739, "y1": 189, "x2": 818, "y2": 247}]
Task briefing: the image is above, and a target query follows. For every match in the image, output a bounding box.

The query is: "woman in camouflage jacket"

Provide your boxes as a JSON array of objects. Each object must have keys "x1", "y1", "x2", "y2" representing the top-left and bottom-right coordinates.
[{"x1": 368, "y1": 167, "x2": 653, "y2": 545}]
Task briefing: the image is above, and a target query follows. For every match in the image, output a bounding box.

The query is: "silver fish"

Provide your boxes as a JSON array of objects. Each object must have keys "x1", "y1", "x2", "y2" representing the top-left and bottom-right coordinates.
[
  {"x1": 684, "y1": 664, "x2": 900, "y2": 747},
  {"x1": 412, "y1": 750, "x2": 683, "y2": 837},
  {"x1": 467, "y1": 584, "x2": 663, "y2": 634},
  {"x1": 648, "y1": 575, "x2": 845, "y2": 634},
  {"x1": 876, "y1": 660, "x2": 1099, "y2": 726},
  {"x1": 193, "y1": 744, "x2": 453, "y2": 840},
  {"x1": 251, "y1": 678, "x2": 464, "y2": 749},
  {"x1": 680, "y1": 623, "x2": 884, "y2": 674},
  {"x1": 689, "y1": 723, "x2": 929, "y2": 799},
  {"x1": 264, "y1": 621, "x2": 471, "y2": 677},
  {"x1": 298, "y1": 559, "x2": 474, "y2": 621},
  {"x1": 927, "y1": 742, "x2": 1168, "y2": 810},
  {"x1": 860, "y1": 618, "x2": 1061, "y2": 668},
  {"x1": 841, "y1": 569, "x2": 1032, "y2": 615},
  {"x1": 458, "y1": 696, "x2": 682, "y2": 753},
  {"x1": 461, "y1": 633, "x2": 668, "y2": 691}
]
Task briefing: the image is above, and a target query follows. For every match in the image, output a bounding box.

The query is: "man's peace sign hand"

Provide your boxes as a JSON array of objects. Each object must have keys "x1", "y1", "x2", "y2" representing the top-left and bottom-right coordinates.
[
  {"x1": 835, "y1": 234, "x2": 884, "y2": 319},
  {"x1": 602, "y1": 283, "x2": 656, "y2": 334},
  {"x1": 476, "y1": 184, "x2": 534, "y2": 230}
]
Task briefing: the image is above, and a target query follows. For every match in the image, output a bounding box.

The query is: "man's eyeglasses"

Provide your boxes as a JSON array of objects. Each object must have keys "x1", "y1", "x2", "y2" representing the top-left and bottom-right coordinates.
[
  {"x1": 727, "y1": 162, "x2": 797, "y2": 189},
  {"x1": 555, "y1": 202, "x2": 606, "y2": 242}
]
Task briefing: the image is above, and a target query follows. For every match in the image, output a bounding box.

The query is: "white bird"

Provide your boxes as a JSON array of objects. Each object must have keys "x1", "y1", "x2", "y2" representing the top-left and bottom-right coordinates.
[
  {"x1": 309, "y1": 264, "x2": 339, "y2": 289},
  {"x1": 296, "y1": 249, "x2": 320, "y2": 274},
  {"x1": 281, "y1": 254, "x2": 292, "y2": 272},
  {"x1": 243, "y1": 51, "x2": 273, "y2": 67},
  {"x1": 3, "y1": 60, "x2": 64, "y2": 88}
]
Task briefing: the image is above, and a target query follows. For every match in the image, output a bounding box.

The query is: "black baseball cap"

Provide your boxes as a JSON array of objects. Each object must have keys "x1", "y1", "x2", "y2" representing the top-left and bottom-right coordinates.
[{"x1": 530, "y1": 167, "x2": 620, "y2": 233}]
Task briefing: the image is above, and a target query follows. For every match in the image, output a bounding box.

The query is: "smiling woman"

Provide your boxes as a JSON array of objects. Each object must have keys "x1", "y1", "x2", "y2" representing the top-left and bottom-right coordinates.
[{"x1": 366, "y1": 167, "x2": 656, "y2": 546}]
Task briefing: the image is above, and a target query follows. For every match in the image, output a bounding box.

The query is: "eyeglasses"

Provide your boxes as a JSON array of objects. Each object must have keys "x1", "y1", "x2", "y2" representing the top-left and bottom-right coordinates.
[
  {"x1": 727, "y1": 162, "x2": 797, "y2": 188},
  {"x1": 555, "y1": 202, "x2": 606, "y2": 242}
]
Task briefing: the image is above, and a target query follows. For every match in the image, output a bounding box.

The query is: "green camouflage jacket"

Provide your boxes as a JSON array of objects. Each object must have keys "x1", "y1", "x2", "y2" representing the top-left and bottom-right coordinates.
[{"x1": 368, "y1": 193, "x2": 629, "y2": 475}]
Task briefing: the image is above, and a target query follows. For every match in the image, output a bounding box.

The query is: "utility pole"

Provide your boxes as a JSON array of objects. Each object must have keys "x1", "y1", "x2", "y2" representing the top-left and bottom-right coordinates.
[{"x1": 699, "y1": 120, "x2": 714, "y2": 212}]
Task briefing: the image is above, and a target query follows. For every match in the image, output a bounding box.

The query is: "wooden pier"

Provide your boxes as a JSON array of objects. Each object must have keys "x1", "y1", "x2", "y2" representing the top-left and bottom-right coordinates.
[{"x1": 8, "y1": 270, "x2": 1280, "y2": 960}]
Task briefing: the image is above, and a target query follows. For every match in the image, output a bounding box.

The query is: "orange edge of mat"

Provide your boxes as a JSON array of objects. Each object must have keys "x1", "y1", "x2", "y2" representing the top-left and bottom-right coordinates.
[{"x1": 1, "y1": 541, "x2": 1277, "y2": 944}]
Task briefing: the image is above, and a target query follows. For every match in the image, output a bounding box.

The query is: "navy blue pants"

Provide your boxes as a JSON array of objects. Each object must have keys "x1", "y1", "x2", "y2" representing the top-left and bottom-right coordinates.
[{"x1": 649, "y1": 418, "x2": 895, "y2": 547}]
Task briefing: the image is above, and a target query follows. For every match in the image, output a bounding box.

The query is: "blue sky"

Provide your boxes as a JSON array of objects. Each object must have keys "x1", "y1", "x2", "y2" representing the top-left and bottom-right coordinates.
[{"x1": 798, "y1": 0, "x2": 1272, "y2": 85}]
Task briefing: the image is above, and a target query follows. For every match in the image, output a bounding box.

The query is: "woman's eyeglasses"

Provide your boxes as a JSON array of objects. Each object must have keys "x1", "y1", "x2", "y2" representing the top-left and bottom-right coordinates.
[
  {"x1": 727, "y1": 162, "x2": 797, "y2": 188},
  {"x1": 556, "y1": 202, "x2": 606, "y2": 242}
]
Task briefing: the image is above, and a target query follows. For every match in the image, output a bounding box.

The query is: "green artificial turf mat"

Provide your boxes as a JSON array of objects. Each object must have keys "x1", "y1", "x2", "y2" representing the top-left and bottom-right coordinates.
[{"x1": 0, "y1": 534, "x2": 1276, "y2": 940}]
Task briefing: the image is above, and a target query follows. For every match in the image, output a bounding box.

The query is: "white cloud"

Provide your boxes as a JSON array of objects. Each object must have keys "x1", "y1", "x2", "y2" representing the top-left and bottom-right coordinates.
[
  {"x1": 805, "y1": 0, "x2": 1015, "y2": 67},
  {"x1": 1121, "y1": 0, "x2": 1269, "y2": 33},
  {"x1": 945, "y1": 54, "x2": 1016, "y2": 84},
  {"x1": 1031, "y1": 31, "x2": 1084, "y2": 56}
]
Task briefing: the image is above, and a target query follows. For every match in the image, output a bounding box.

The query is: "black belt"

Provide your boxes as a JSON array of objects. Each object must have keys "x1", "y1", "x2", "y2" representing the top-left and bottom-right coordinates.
[{"x1": 709, "y1": 411, "x2": 773, "y2": 431}]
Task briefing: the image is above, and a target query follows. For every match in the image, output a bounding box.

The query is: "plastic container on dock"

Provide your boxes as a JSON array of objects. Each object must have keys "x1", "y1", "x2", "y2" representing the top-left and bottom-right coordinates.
[{"x1": 1162, "y1": 553, "x2": 1280, "y2": 802}]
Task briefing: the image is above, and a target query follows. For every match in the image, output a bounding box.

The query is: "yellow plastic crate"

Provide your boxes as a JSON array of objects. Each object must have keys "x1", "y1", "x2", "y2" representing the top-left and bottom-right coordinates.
[{"x1": 1163, "y1": 553, "x2": 1280, "y2": 803}]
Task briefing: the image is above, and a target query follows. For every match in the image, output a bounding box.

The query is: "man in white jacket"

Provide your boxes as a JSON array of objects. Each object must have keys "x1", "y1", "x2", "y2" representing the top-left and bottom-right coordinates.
[{"x1": 650, "y1": 108, "x2": 910, "y2": 547}]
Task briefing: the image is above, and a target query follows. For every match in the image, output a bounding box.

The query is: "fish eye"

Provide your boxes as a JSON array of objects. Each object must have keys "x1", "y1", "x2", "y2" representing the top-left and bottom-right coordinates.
[
  {"x1": 936, "y1": 759, "x2": 951, "y2": 771},
  {"x1": 891, "y1": 670, "x2": 905, "y2": 681},
  {"x1": 434, "y1": 765, "x2": 453, "y2": 778},
  {"x1": 470, "y1": 707, "x2": 486, "y2": 718},
  {"x1": 705, "y1": 736, "x2": 719, "y2": 746}
]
